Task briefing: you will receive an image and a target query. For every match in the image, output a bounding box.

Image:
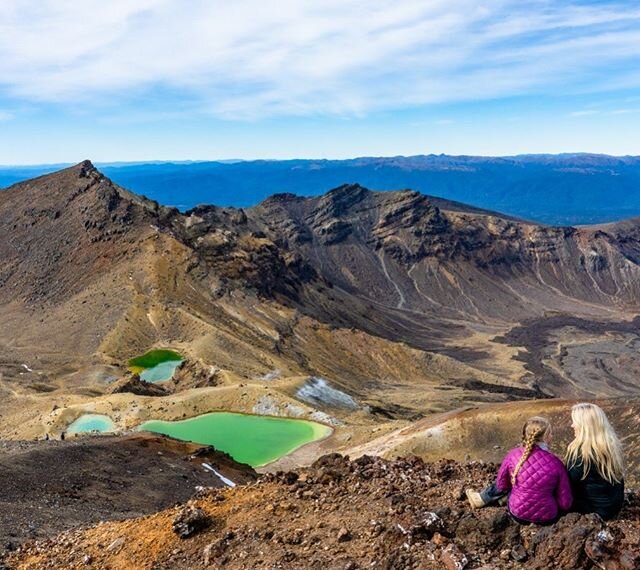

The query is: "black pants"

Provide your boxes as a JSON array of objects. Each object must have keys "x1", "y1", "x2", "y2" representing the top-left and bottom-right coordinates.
[{"x1": 509, "y1": 511, "x2": 559, "y2": 526}]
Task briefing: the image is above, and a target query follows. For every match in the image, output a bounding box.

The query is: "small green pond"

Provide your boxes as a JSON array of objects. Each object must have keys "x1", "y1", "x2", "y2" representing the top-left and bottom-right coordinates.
[
  {"x1": 139, "y1": 412, "x2": 331, "y2": 467},
  {"x1": 67, "y1": 414, "x2": 115, "y2": 434},
  {"x1": 128, "y1": 349, "x2": 184, "y2": 383}
]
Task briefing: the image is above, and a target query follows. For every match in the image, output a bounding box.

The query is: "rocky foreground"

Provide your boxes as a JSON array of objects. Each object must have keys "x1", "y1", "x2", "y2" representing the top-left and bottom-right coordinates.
[
  {"x1": 0, "y1": 434, "x2": 258, "y2": 556},
  {"x1": 6, "y1": 454, "x2": 639, "y2": 569}
]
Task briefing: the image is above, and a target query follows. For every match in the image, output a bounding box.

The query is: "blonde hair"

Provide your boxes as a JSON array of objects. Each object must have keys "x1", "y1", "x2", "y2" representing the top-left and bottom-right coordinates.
[
  {"x1": 511, "y1": 416, "x2": 551, "y2": 486},
  {"x1": 565, "y1": 403, "x2": 624, "y2": 484}
]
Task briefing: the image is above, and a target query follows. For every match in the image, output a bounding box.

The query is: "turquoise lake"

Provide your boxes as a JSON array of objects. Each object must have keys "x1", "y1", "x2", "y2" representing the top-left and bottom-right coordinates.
[
  {"x1": 139, "y1": 412, "x2": 331, "y2": 467},
  {"x1": 67, "y1": 414, "x2": 115, "y2": 434}
]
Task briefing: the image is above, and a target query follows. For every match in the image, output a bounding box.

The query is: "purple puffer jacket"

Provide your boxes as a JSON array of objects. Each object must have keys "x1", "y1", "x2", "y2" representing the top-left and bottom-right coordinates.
[{"x1": 496, "y1": 445, "x2": 572, "y2": 523}]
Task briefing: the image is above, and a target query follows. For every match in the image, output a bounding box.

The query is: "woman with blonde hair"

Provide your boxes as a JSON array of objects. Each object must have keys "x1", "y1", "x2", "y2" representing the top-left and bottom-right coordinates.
[
  {"x1": 467, "y1": 416, "x2": 572, "y2": 524},
  {"x1": 566, "y1": 403, "x2": 625, "y2": 520}
]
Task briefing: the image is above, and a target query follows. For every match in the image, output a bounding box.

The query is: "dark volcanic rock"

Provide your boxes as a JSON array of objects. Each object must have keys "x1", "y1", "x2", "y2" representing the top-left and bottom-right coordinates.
[
  {"x1": 527, "y1": 513, "x2": 604, "y2": 570},
  {"x1": 5, "y1": 454, "x2": 639, "y2": 569},
  {"x1": 0, "y1": 434, "x2": 257, "y2": 556},
  {"x1": 172, "y1": 506, "x2": 211, "y2": 539},
  {"x1": 108, "y1": 374, "x2": 167, "y2": 396}
]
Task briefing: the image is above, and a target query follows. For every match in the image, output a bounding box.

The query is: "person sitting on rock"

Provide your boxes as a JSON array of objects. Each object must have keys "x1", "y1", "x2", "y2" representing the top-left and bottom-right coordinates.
[
  {"x1": 466, "y1": 416, "x2": 573, "y2": 525},
  {"x1": 565, "y1": 403, "x2": 625, "y2": 520}
]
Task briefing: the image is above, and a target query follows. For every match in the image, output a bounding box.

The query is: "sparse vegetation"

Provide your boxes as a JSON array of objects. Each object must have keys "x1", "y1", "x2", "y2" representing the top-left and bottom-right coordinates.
[{"x1": 128, "y1": 349, "x2": 183, "y2": 370}]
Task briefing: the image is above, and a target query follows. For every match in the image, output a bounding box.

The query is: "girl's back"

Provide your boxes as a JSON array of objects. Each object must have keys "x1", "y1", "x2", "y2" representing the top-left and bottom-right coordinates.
[{"x1": 498, "y1": 445, "x2": 572, "y2": 524}]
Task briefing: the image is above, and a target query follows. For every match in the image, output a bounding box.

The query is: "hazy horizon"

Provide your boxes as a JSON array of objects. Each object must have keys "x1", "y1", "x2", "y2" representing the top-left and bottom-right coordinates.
[{"x1": 2, "y1": 150, "x2": 640, "y2": 168}]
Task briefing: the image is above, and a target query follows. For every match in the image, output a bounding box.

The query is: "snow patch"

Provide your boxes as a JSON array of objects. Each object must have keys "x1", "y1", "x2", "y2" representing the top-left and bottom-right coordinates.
[
  {"x1": 258, "y1": 369, "x2": 281, "y2": 381},
  {"x1": 296, "y1": 377, "x2": 358, "y2": 410},
  {"x1": 202, "y1": 463, "x2": 236, "y2": 487}
]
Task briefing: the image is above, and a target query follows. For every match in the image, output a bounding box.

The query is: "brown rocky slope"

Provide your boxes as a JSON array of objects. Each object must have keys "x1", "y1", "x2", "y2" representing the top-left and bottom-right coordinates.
[
  {"x1": 0, "y1": 433, "x2": 257, "y2": 554},
  {"x1": 4, "y1": 163, "x2": 640, "y2": 417},
  {"x1": 6, "y1": 454, "x2": 639, "y2": 570},
  {"x1": 347, "y1": 397, "x2": 640, "y2": 487}
]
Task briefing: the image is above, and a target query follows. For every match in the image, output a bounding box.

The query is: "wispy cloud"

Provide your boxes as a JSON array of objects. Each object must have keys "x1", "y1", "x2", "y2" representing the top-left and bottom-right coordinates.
[
  {"x1": 0, "y1": 1, "x2": 639, "y2": 119},
  {"x1": 0, "y1": 110, "x2": 13, "y2": 121},
  {"x1": 570, "y1": 107, "x2": 640, "y2": 117},
  {"x1": 570, "y1": 110, "x2": 600, "y2": 117}
]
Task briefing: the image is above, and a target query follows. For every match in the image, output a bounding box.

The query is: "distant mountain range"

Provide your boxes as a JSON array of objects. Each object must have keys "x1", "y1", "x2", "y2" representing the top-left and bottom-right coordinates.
[{"x1": 2, "y1": 153, "x2": 640, "y2": 225}]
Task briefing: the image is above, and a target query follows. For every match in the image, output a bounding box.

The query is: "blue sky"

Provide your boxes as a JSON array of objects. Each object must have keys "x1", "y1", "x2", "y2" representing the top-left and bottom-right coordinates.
[{"x1": 1, "y1": 0, "x2": 639, "y2": 164}]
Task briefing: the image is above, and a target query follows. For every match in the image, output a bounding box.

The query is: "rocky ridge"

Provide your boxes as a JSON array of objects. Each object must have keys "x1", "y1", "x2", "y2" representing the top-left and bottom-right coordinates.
[
  {"x1": 6, "y1": 454, "x2": 639, "y2": 569},
  {"x1": 0, "y1": 434, "x2": 257, "y2": 555},
  {"x1": 3, "y1": 162, "x2": 640, "y2": 437}
]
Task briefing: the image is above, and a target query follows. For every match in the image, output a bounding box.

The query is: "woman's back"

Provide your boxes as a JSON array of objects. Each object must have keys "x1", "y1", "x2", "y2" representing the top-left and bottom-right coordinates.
[
  {"x1": 568, "y1": 458, "x2": 624, "y2": 520},
  {"x1": 497, "y1": 444, "x2": 572, "y2": 524},
  {"x1": 565, "y1": 403, "x2": 626, "y2": 520}
]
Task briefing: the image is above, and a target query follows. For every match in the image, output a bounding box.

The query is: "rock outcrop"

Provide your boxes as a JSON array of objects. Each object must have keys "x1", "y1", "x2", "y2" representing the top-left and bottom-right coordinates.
[
  {"x1": 0, "y1": 434, "x2": 257, "y2": 556},
  {"x1": 108, "y1": 374, "x2": 167, "y2": 396},
  {"x1": 7, "y1": 455, "x2": 638, "y2": 569}
]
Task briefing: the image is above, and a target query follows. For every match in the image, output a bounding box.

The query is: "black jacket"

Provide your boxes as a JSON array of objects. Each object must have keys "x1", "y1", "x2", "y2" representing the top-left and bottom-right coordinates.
[{"x1": 567, "y1": 459, "x2": 624, "y2": 520}]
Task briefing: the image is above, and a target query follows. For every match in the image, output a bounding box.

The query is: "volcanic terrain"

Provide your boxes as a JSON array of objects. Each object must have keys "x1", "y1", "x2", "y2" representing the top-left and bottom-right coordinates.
[
  {"x1": 2, "y1": 161, "x2": 640, "y2": 441},
  {"x1": 1, "y1": 162, "x2": 640, "y2": 567},
  {"x1": 6, "y1": 454, "x2": 639, "y2": 570},
  {"x1": 2, "y1": 162, "x2": 640, "y2": 425}
]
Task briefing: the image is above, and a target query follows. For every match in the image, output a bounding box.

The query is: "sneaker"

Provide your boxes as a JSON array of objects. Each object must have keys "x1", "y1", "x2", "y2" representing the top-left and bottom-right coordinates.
[{"x1": 465, "y1": 489, "x2": 487, "y2": 509}]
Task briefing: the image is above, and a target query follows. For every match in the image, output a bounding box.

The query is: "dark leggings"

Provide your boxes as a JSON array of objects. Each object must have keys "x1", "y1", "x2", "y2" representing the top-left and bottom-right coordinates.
[
  {"x1": 509, "y1": 511, "x2": 559, "y2": 526},
  {"x1": 480, "y1": 482, "x2": 507, "y2": 504}
]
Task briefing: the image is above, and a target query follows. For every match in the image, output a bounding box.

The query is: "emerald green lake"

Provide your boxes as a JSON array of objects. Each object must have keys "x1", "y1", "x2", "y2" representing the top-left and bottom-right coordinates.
[
  {"x1": 139, "y1": 412, "x2": 331, "y2": 467},
  {"x1": 67, "y1": 414, "x2": 115, "y2": 434},
  {"x1": 128, "y1": 349, "x2": 183, "y2": 383}
]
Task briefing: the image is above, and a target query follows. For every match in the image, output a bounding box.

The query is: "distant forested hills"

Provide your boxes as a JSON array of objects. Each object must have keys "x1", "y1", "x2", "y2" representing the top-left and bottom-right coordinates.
[{"x1": 3, "y1": 154, "x2": 640, "y2": 225}]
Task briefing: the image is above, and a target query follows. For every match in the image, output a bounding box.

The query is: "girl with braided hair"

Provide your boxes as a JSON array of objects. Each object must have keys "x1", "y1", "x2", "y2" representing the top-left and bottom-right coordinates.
[
  {"x1": 466, "y1": 416, "x2": 572, "y2": 524},
  {"x1": 566, "y1": 403, "x2": 624, "y2": 520}
]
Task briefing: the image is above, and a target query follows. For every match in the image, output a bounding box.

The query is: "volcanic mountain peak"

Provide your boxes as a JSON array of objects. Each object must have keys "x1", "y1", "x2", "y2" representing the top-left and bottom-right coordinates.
[
  {"x1": 259, "y1": 192, "x2": 304, "y2": 206},
  {"x1": 2, "y1": 159, "x2": 100, "y2": 202},
  {"x1": 0, "y1": 161, "x2": 169, "y2": 310},
  {"x1": 6, "y1": 160, "x2": 172, "y2": 217},
  {"x1": 74, "y1": 158, "x2": 100, "y2": 176},
  {"x1": 4, "y1": 164, "x2": 640, "y2": 397},
  {"x1": 256, "y1": 182, "x2": 527, "y2": 239},
  {"x1": 323, "y1": 181, "x2": 370, "y2": 202}
]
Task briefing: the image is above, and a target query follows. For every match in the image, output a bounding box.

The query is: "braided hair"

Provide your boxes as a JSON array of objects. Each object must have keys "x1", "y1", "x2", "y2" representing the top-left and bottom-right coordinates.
[{"x1": 511, "y1": 416, "x2": 551, "y2": 486}]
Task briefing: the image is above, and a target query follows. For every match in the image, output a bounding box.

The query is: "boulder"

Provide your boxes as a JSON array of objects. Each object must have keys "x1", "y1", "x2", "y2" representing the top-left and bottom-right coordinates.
[{"x1": 172, "y1": 506, "x2": 211, "y2": 539}]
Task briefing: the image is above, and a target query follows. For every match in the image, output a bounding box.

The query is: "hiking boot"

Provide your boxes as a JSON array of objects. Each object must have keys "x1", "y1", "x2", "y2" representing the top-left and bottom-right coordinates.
[
  {"x1": 498, "y1": 495, "x2": 509, "y2": 506},
  {"x1": 465, "y1": 489, "x2": 487, "y2": 509}
]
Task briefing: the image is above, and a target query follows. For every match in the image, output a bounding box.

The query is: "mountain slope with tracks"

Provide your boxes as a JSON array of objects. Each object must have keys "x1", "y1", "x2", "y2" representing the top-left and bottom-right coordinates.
[{"x1": 2, "y1": 162, "x2": 640, "y2": 437}]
